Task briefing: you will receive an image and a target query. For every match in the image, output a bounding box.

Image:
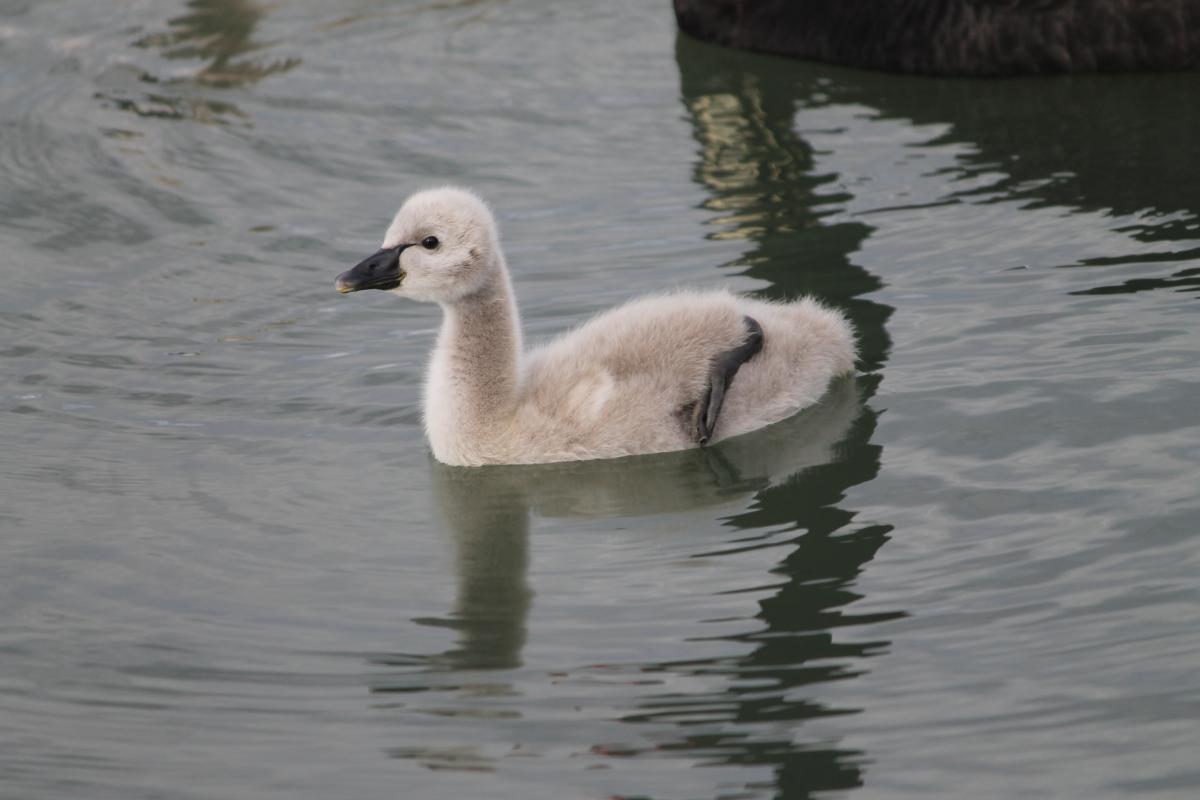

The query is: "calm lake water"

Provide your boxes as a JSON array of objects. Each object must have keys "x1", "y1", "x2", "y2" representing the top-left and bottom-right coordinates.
[{"x1": 2, "y1": 1, "x2": 1199, "y2": 798}]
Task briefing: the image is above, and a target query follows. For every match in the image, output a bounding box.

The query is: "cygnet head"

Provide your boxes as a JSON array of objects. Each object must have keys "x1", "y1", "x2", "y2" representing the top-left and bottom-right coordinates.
[{"x1": 335, "y1": 187, "x2": 502, "y2": 304}]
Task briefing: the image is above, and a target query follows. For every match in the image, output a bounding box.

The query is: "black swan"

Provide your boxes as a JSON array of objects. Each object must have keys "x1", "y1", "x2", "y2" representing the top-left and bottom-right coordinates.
[{"x1": 673, "y1": 0, "x2": 1200, "y2": 75}]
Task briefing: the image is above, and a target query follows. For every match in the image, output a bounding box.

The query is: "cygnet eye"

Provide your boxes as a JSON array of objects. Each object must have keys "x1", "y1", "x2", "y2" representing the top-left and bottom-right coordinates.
[{"x1": 421, "y1": 235, "x2": 439, "y2": 250}]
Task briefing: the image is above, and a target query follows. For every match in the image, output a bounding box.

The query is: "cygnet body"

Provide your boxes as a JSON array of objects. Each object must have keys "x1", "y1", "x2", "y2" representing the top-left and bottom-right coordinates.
[{"x1": 335, "y1": 188, "x2": 856, "y2": 466}]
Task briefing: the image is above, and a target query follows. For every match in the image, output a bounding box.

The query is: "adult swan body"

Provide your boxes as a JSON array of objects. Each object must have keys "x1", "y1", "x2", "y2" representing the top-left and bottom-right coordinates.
[
  {"x1": 673, "y1": 0, "x2": 1200, "y2": 76},
  {"x1": 334, "y1": 188, "x2": 855, "y2": 467}
]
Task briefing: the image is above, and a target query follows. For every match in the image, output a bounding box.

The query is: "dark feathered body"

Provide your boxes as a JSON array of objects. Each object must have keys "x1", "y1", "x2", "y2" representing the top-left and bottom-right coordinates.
[{"x1": 673, "y1": 0, "x2": 1200, "y2": 75}]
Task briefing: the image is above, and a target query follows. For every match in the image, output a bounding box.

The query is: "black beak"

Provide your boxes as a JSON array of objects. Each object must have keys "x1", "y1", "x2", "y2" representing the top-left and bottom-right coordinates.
[{"x1": 335, "y1": 244, "x2": 409, "y2": 293}]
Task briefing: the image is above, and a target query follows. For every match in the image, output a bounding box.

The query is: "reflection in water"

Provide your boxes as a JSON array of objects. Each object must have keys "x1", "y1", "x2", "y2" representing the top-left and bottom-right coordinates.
[
  {"x1": 675, "y1": 35, "x2": 894, "y2": 371},
  {"x1": 135, "y1": 0, "x2": 300, "y2": 87},
  {"x1": 405, "y1": 377, "x2": 866, "y2": 677},
  {"x1": 98, "y1": 0, "x2": 299, "y2": 122},
  {"x1": 421, "y1": 462, "x2": 533, "y2": 671},
  {"x1": 380, "y1": 378, "x2": 901, "y2": 793},
  {"x1": 646, "y1": 37, "x2": 902, "y2": 796},
  {"x1": 900, "y1": 75, "x2": 1200, "y2": 295},
  {"x1": 1071, "y1": 263, "x2": 1200, "y2": 297},
  {"x1": 631, "y1": 387, "x2": 899, "y2": 797},
  {"x1": 679, "y1": 34, "x2": 1200, "y2": 301},
  {"x1": 854, "y1": 74, "x2": 1200, "y2": 226}
]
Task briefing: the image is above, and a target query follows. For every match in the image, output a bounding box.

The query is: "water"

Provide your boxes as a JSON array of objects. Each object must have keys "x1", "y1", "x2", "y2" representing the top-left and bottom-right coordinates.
[{"x1": 2, "y1": 1, "x2": 1198, "y2": 798}]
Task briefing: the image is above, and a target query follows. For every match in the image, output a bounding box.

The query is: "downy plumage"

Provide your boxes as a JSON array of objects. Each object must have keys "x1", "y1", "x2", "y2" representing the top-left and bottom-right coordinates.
[{"x1": 335, "y1": 188, "x2": 856, "y2": 466}]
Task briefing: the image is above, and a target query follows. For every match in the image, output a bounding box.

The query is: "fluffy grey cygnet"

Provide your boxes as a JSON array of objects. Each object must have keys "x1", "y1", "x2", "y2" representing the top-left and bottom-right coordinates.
[{"x1": 335, "y1": 187, "x2": 856, "y2": 466}]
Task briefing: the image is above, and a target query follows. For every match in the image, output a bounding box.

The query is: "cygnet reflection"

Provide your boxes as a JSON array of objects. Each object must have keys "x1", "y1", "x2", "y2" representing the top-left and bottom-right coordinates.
[{"x1": 423, "y1": 376, "x2": 863, "y2": 671}]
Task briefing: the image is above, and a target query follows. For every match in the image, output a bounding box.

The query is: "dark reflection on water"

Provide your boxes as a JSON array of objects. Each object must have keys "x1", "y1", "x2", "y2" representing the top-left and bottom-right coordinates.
[
  {"x1": 676, "y1": 35, "x2": 893, "y2": 371},
  {"x1": 376, "y1": 379, "x2": 866, "y2": 677},
  {"x1": 1071, "y1": 263, "x2": 1200, "y2": 297},
  {"x1": 134, "y1": 0, "x2": 300, "y2": 88},
  {"x1": 858, "y1": 76, "x2": 1200, "y2": 224},
  {"x1": 97, "y1": 0, "x2": 299, "y2": 122},
  {"x1": 679, "y1": 34, "x2": 1200, "y2": 300},
  {"x1": 388, "y1": 376, "x2": 900, "y2": 795},
  {"x1": 414, "y1": 465, "x2": 533, "y2": 672},
  {"x1": 623, "y1": 383, "x2": 899, "y2": 798},
  {"x1": 563, "y1": 40, "x2": 908, "y2": 796}
]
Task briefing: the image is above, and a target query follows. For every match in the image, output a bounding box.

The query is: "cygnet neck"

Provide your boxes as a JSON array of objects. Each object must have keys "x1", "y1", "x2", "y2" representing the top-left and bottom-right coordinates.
[{"x1": 424, "y1": 260, "x2": 523, "y2": 462}]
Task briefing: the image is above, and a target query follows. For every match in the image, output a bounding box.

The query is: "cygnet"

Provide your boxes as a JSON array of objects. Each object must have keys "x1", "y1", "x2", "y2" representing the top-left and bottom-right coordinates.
[{"x1": 335, "y1": 187, "x2": 856, "y2": 466}]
